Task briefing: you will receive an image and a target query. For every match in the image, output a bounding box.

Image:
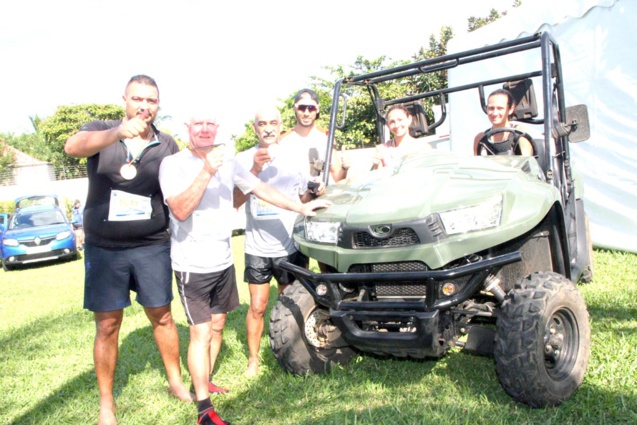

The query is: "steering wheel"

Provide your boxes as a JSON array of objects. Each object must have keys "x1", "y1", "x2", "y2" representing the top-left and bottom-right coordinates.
[{"x1": 480, "y1": 127, "x2": 537, "y2": 156}]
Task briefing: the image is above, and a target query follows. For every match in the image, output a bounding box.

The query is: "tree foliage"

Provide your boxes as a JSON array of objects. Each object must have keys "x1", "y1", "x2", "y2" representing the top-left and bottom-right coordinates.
[
  {"x1": 29, "y1": 115, "x2": 43, "y2": 136},
  {"x1": 468, "y1": 1, "x2": 521, "y2": 32},
  {"x1": 3, "y1": 106, "x2": 185, "y2": 170},
  {"x1": 315, "y1": 56, "x2": 397, "y2": 149},
  {"x1": 467, "y1": 9, "x2": 505, "y2": 32},
  {"x1": 0, "y1": 140, "x2": 16, "y2": 169},
  {"x1": 233, "y1": 87, "x2": 335, "y2": 153},
  {"x1": 313, "y1": 30, "x2": 451, "y2": 150},
  {"x1": 232, "y1": 26, "x2": 456, "y2": 152},
  {"x1": 233, "y1": 121, "x2": 259, "y2": 153},
  {"x1": 232, "y1": 56, "x2": 402, "y2": 152},
  {"x1": 412, "y1": 26, "x2": 454, "y2": 94},
  {"x1": 2, "y1": 132, "x2": 51, "y2": 164},
  {"x1": 4, "y1": 4, "x2": 520, "y2": 165},
  {"x1": 39, "y1": 104, "x2": 125, "y2": 166}
]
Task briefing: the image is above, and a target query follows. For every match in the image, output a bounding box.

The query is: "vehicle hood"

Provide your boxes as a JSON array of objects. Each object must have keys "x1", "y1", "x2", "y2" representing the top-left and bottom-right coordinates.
[
  {"x1": 317, "y1": 150, "x2": 554, "y2": 226},
  {"x1": 3, "y1": 223, "x2": 71, "y2": 240}
]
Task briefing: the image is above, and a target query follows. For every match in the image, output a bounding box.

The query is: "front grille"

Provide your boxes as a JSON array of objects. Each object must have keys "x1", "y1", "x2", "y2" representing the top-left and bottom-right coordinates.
[
  {"x1": 348, "y1": 262, "x2": 428, "y2": 298},
  {"x1": 353, "y1": 228, "x2": 420, "y2": 248},
  {"x1": 373, "y1": 262, "x2": 427, "y2": 272},
  {"x1": 21, "y1": 236, "x2": 55, "y2": 247},
  {"x1": 16, "y1": 249, "x2": 70, "y2": 261},
  {"x1": 349, "y1": 261, "x2": 427, "y2": 273},
  {"x1": 375, "y1": 282, "x2": 427, "y2": 297}
]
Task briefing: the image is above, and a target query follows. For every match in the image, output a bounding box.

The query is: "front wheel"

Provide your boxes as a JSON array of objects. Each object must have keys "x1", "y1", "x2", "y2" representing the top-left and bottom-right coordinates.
[
  {"x1": 2, "y1": 259, "x2": 14, "y2": 271},
  {"x1": 495, "y1": 271, "x2": 590, "y2": 407},
  {"x1": 269, "y1": 284, "x2": 357, "y2": 375}
]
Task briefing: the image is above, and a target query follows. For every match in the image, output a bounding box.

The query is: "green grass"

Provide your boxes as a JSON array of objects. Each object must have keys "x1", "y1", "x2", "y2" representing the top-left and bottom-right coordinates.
[{"x1": 1, "y1": 240, "x2": 636, "y2": 424}]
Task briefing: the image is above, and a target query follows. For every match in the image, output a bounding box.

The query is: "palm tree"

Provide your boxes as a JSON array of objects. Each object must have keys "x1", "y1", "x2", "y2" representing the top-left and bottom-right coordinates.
[{"x1": 29, "y1": 115, "x2": 42, "y2": 136}]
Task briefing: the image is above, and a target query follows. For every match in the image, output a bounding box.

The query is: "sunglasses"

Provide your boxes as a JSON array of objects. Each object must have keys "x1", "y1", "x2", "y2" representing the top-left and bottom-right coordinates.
[{"x1": 297, "y1": 105, "x2": 318, "y2": 113}]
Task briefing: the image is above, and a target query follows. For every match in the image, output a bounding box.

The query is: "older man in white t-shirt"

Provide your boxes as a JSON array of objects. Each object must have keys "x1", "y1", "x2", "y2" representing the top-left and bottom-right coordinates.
[
  {"x1": 234, "y1": 105, "x2": 326, "y2": 379},
  {"x1": 159, "y1": 109, "x2": 329, "y2": 425}
]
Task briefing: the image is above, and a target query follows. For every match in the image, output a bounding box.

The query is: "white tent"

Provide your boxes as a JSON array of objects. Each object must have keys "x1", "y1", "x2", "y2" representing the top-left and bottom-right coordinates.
[{"x1": 446, "y1": 0, "x2": 636, "y2": 253}]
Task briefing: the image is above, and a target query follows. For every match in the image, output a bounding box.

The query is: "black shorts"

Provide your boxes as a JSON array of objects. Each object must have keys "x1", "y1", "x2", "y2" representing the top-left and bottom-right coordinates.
[
  {"x1": 175, "y1": 266, "x2": 240, "y2": 325},
  {"x1": 83, "y1": 241, "x2": 173, "y2": 312},
  {"x1": 244, "y1": 251, "x2": 308, "y2": 285},
  {"x1": 72, "y1": 223, "x2": 83, "y2": 230}
]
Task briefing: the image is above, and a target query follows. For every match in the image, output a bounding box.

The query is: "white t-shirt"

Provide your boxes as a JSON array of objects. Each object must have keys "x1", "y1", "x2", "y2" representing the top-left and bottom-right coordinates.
[
  {"x1": 281, "y1": 128, "x2": 329, "y2": 177},
  {"x1": 379, "y1": 137, "x2": 430, "y2": 168},
  {"x1": 159, "y1": 149, "x2": 260, "y2": 273},
  {"x1": 235, "y1": 145, "x2": 310, "y2": 257}
]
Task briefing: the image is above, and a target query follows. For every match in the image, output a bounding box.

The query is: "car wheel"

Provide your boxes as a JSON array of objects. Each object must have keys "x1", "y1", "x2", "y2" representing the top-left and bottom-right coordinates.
[
  {"x1": 269, "y1": 283, "x2": 357, "y2": 375},
  {"x1": 2, "y1": 260, "x2": 14, "y2": 271},
  {"x1": 494, "y1": 271, "x2": 590, "y2": 407}
]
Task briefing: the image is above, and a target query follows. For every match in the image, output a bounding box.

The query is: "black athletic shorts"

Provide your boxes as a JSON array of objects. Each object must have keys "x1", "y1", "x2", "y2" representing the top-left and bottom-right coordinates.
[
  {"x1": 175, "y1": 265, "x2": 240, "y2": 325},
  {"x1": 244, "y1": 251, "x2": 308, "y2": 285}
]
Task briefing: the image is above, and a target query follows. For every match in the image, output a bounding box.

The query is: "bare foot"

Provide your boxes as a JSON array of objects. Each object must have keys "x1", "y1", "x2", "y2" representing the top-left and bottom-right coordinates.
[
  {"x1": 169, "y1": 383, "x2": 195, "y2": 402},
  {"x1": 98, "y1": 403, "x2": 117, "y2": 425},
  {"x1": 244, "y1": 360, "x2": 259, "y2": 379}
]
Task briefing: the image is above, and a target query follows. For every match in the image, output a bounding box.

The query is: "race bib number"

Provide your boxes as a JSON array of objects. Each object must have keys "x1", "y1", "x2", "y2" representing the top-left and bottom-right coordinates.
[
  {"x1": 108, "y1": 190, "x2": 152, "y2": 221},
  {"x1": 250, "y1": 194, "x2": 281, "y2": 220}
]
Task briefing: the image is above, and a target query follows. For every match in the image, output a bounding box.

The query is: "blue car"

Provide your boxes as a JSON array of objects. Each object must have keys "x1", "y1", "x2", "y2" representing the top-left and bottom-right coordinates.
[
  {"x1": 0, "y1": 212, "x2": 8, "y2": 237},
  {"x1": 1, "y1": 195, "x2": 77, "y2": 271}
]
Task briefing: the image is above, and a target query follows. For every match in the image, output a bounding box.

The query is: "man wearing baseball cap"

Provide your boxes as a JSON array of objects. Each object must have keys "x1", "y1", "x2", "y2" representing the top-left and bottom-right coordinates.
[{"x1": 281, "y1": 88, "x2": 350, "y2": 183}]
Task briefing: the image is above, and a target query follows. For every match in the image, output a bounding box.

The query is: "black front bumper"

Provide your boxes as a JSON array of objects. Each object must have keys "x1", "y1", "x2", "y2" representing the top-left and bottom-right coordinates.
[{"x1": 279, "y1": 252, "x2": 521, "y2": 356}]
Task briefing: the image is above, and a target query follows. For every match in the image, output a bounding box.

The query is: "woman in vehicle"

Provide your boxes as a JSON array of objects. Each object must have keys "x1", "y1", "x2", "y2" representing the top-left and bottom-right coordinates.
[
  {"x1": 473, "y1": 89, "x2": 534, "y2": 156},
  {"x1": 372, "y1": 105, "x2": 429, "y2": 169}
]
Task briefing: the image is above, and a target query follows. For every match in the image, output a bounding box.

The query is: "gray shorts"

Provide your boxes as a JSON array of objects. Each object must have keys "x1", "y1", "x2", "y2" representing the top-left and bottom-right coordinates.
[
  {"x1": 175, "y1": 266, "x2": 239, "y2": 325},
  {"x1": 83, "y1": 241, "x2": 173, "y2": 312}
]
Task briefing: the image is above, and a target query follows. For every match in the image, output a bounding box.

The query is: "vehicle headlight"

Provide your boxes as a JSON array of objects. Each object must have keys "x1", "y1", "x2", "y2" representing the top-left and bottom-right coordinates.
[
  {"x1": 3, "y1": 238, "x2": 19, "y2": 247},
  {"x1": 305, "y1": 219, "x2": 340, "y2": 244},
  {"x1": 439, "y1": 195, "x2": 503, "y2": 235},
  {"x1": 56, "y1": 231, "x2": 72, "y2": 240}
]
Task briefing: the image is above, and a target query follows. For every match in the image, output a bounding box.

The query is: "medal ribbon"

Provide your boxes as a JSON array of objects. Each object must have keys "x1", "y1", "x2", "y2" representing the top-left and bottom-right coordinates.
[{"x1": 123, "y1": 132, "x2": 158, "y2": 166}]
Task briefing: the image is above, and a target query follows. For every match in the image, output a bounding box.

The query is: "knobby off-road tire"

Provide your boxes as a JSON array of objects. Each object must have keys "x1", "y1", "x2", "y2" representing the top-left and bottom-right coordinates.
[
  {"x1": 269, "y1": 284, "x2": 356, "y2": 375},
  {"x1": 495, "y1": 271, "x2": 590, "y2": 407}
]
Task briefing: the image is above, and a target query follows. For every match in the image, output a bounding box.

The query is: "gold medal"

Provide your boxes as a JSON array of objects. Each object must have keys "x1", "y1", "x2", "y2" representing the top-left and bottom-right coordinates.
[{"x1": 120, "y1": 163, "x2": 137, "y2": 180}]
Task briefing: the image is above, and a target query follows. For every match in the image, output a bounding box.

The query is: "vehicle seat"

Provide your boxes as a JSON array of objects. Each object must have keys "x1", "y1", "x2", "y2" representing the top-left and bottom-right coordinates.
[
  {"x1": 504, "y1": 79, "x2": 538, "y2": 121},
  {"x1": 531, "y1": 136, "x2": 546, "y2": 172},
  {"x1": 405, "y1": 101, "x2": 429, "y2": 138},
  {"x1": 505, "y1": 79, "x2": 548, "y2": 171}
]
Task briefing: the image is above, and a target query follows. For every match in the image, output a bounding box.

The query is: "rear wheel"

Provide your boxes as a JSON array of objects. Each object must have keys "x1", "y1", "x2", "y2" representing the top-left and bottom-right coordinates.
[
  {"x1": 495, "y1": 271, "x2": 590, "y2": 407},
  {"x1": 269, "y1": 284, "x2": 357, "y2": 375}
]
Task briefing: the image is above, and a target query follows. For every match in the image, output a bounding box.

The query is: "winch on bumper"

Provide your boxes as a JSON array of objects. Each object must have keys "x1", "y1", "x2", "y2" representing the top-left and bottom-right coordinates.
[{"x1": 278, "y1": 251, "x2": 521, "y2": 357}]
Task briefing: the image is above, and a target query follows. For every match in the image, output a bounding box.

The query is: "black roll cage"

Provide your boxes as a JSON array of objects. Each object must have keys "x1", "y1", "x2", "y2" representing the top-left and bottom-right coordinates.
[
  {"x1": 321, "y1": 31, "x2": 583, "y2": 281},
  {"x1": 323, "y1": 32, "x2": 573, "y2": 204}
]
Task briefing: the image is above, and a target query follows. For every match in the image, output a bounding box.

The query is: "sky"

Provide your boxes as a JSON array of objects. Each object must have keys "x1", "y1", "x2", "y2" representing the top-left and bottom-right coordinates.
[{"x1": 0, "y1": 0, "x2": 513, "y2": 142}]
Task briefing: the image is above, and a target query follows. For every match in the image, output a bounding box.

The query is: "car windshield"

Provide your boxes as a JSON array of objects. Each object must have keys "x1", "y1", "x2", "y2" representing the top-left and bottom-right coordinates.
[{"x1": 9, "y1": 210, "x2": 67, "y2": 229}]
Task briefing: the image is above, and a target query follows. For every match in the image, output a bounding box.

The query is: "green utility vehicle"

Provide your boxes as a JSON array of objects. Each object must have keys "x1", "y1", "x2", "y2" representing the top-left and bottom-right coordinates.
[{"x1": 269, "y1": 32, "x2": 592, "y2": 407}]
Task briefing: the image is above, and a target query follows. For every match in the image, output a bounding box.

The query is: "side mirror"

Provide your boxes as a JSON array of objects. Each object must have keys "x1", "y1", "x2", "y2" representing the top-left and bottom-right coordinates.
[{"x1": 565, "y1": 104, "x2": 590, "y2": 143}]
